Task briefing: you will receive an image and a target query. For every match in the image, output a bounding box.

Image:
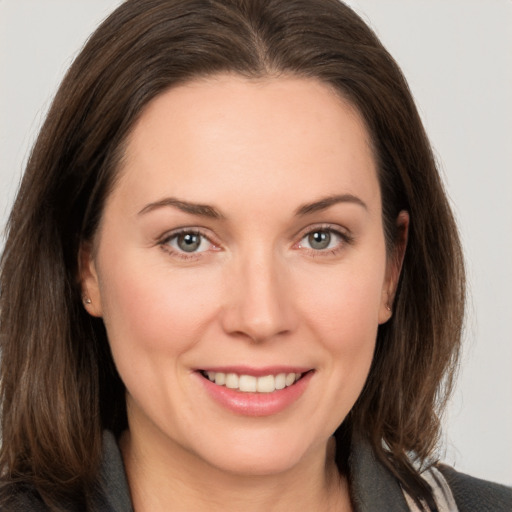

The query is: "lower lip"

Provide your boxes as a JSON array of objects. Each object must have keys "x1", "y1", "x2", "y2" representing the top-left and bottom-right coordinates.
[{"x1": 197, "y1": 371, "x2": 314, "y2": 417}]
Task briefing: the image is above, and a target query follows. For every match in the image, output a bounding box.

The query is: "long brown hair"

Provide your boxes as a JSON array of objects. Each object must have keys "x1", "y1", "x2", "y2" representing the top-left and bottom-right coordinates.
[{"x1": 0, "y1": 0, "x2": 465, "y2": 508}]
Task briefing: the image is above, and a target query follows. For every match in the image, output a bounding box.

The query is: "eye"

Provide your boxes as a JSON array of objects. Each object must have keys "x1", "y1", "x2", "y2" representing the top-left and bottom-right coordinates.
[
  {"x1": 305, "y1": 230, "x2": 334, "y2": 250},
  {"x1": 298, "y1": 227, "x2": 349, "y2": 252},
  {"x1": 164, "y1": 230, "x2": 212, "y2": 254}
]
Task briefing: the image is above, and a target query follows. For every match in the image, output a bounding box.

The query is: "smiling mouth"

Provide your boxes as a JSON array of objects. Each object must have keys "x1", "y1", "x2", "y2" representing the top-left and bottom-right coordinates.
[{"x1": 199, "y1": 371, "x2": 307, "y2": 393}]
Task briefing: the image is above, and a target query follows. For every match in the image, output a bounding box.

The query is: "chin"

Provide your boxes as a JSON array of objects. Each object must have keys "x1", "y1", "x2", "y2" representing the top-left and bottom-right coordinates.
[{"x1": 190, "y1": 427, "x2": 325, "y2": 477}]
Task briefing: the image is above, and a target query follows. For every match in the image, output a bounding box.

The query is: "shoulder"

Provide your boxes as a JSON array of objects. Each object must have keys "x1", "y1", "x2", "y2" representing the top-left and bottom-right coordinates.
[
  {"x1": 0, "y1": 485, "x2": 47, "y2": 512},
  {"x1": 438, "y1": 464, "x2": 512, "y2": 512},
  {"x1": 0, "y1": 432, "x2": 131, "y2": 512}
]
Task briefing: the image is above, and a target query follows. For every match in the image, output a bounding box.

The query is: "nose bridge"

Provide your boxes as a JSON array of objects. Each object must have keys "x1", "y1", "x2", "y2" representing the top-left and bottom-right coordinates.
[{"x1": 222, "y1": 243, "x2": 295, "y2": 342}]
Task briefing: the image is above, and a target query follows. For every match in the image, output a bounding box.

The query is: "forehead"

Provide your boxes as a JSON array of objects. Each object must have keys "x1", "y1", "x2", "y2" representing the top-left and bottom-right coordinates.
[{"x1": 109, "y1": 74, "x2": 379, "y2": 216}]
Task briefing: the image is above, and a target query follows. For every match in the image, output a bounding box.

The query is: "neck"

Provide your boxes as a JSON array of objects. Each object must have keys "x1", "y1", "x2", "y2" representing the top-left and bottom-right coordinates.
[{"x1": 120, "y1": 427, "x2": 352, "y2": 512}]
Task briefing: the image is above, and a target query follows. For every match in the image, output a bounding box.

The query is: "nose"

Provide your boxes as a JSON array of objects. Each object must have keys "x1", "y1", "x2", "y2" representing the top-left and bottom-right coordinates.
[{"x1": 220, "y1": 249, "x2": 297, "y2": 343}]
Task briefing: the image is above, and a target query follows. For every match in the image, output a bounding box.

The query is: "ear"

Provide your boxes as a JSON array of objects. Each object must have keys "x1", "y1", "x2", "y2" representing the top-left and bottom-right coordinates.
[
  {"x1": 78, "y1": 241, "x2": 103, "y2": 317},
  {"x1": 378, "y1": 210, "x2": 409, "y2": 324}
]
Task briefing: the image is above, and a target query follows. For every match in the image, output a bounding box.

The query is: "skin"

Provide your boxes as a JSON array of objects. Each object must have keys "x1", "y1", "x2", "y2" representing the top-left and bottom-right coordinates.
[{"x1": 81, "y1": 75, "x2": 408, "y2": 512}]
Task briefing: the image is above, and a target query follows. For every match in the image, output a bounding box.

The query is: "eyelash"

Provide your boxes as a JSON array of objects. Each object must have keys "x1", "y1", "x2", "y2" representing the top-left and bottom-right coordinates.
[
  {"x1": 295, "y1": 224, "x2": 354, "y2": 257},
  {"x1": 158, "y1": 228, "x2": 219, "y2": 261},
  {"x1": 158, "y1": 224, "x2": 354, "y2": 261}
]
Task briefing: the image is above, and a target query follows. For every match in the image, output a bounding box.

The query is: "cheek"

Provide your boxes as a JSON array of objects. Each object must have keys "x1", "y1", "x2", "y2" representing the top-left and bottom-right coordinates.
[
  {"x1": 300, "y1": 264, "x2": 385, "y2": 344},
  {"x1": 296, "y1": 257, "x2": 385, "y2": 397},
  {"x1": 315, "y1": 278, "x2": 380, "y2": 381},
  {"x1": 97, "y1": 252, "x2": 222, "y2": 362},
  {"x1": 285, "y1": 265, "x2": 382, "y2": 436}
]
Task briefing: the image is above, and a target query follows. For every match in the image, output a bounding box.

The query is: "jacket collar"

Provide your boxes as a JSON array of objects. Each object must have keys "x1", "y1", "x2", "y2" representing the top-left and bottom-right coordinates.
[
  {"x1": 349, "y1": 435, "x2": 410, "y2": 512},
  {"x1": 96, "y1": 431, "x2": 410, "y2": 512}
]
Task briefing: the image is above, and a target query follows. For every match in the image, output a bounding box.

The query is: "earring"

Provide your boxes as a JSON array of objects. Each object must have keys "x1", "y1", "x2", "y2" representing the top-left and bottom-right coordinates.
[
  {"x1": 386, "y1": 304, "x2": 392, "y2": 312},
  {"x1": 83, "y1": 297, "x2": 92, "y2": 305}
]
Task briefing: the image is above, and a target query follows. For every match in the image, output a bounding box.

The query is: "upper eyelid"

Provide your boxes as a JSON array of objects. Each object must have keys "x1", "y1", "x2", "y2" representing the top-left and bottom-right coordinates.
[
  {"x1": 158, "y1": 226, "x2": 216, "y2": 243},
  {"x1": 295, "y1": 223, "x2": 351, "y2": 239}
]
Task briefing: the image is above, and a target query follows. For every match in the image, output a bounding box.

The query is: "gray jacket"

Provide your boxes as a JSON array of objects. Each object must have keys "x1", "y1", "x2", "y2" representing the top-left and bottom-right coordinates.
[{"x1": 4, "y1": 431, "x2": 512, "y2": 511}]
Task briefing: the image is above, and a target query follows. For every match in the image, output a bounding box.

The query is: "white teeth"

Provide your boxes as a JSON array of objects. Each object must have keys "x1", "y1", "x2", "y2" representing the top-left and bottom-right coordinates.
[
  {"x1": 285, "y1": 373, "x2": 296, "y2": 386},
  {"x1": 203, "y1": 371, "x2": 304, "y2": 393},
  {"x1": 256, "y1": 374, "x2": 274, "y2": 393},
  {"x1": 275, "y1": 373, "x2": 286, "y2": 390},
  {"x1": 225, "y1": 373, "x2": 239, "y2": 389},
  {"x1": 239, "y1": 375, "x2": 257, "y2": 392}
]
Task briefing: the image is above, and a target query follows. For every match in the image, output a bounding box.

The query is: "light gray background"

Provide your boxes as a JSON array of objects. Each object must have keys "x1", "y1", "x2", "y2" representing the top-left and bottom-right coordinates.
[{"x1": 1, "y1": 0, "x2": 511, "y2": 486}]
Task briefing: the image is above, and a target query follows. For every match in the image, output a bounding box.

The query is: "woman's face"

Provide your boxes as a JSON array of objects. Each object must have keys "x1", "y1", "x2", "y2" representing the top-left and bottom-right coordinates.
[{"x1": 82, "y1": 75, "x2": 403, "y2": 476}]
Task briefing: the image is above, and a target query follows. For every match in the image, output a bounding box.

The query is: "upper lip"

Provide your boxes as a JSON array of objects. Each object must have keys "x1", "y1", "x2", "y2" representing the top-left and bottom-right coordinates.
[{"x1": 196, "y1": 366, "x2": 312, "y2": 377}]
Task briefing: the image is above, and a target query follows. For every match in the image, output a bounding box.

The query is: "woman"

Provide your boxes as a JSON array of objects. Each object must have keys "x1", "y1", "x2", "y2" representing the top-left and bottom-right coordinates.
[{"x1": 0, "y1": 0, "x2": 510, "y2": 510}]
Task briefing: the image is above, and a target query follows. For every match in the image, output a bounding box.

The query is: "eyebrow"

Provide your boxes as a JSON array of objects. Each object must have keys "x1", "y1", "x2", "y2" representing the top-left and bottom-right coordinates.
[
  {"x1": 295, "y1": 194, "x2": 367, "y2": 216},
  {"x1": 138, "y1": 193, "x2": 367, "y2": 219},
  {"x1": 138, "y1": 198, "x2": 224, "y2": 219}
]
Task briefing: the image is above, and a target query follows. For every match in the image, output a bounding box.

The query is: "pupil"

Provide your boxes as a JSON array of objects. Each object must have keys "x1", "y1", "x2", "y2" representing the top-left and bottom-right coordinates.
[
  {"x1": 309, "y1": 231, "x2": 330, "y2": 250},
  {"x1": 178, "y1": 233, "x2": 200, "y2": 252}
]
